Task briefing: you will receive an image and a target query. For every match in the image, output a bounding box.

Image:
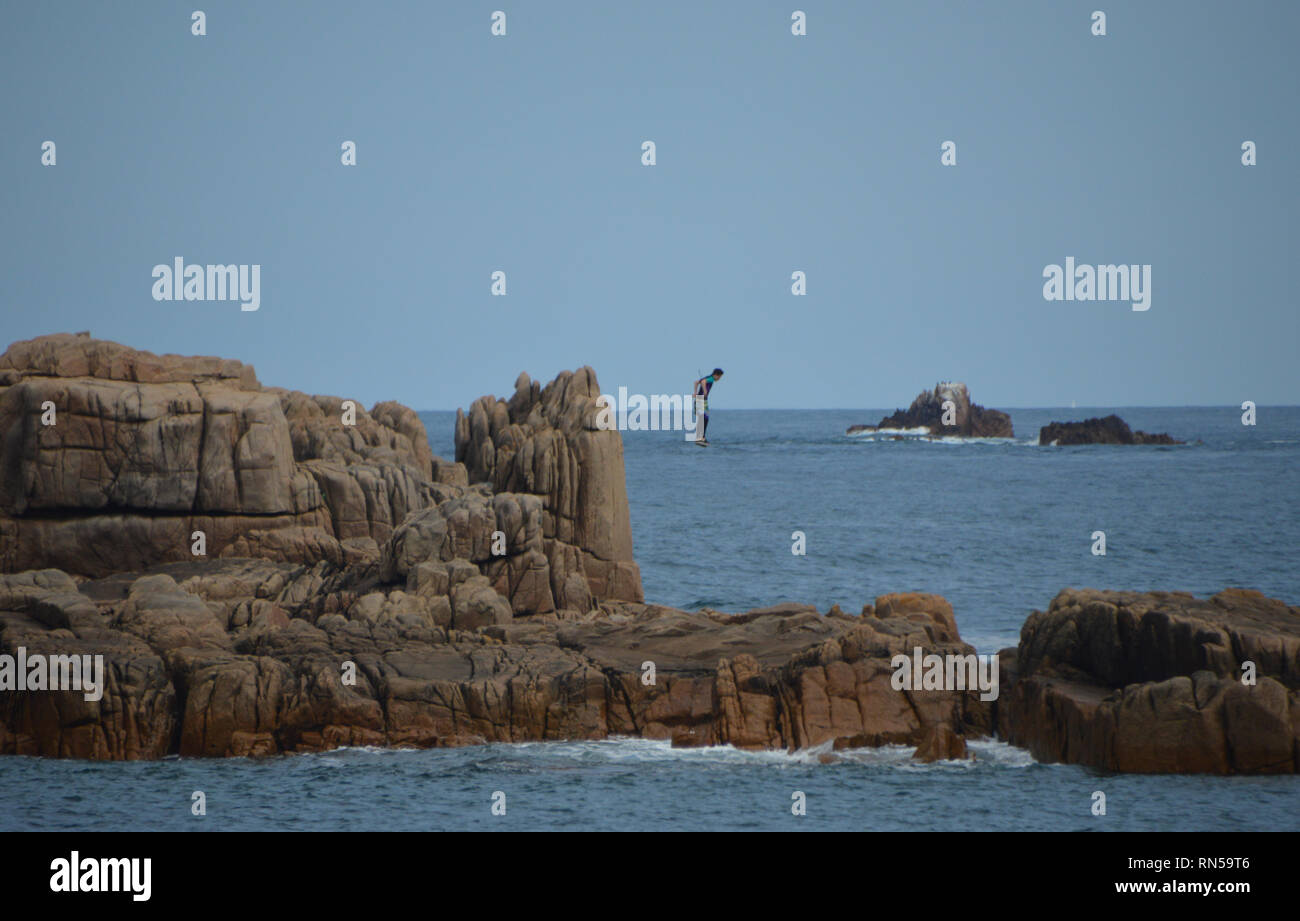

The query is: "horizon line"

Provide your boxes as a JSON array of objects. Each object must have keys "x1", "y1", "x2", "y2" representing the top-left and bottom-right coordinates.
[{"x1": 409, "y1": 403, "x2": 1296, "y2": 413}]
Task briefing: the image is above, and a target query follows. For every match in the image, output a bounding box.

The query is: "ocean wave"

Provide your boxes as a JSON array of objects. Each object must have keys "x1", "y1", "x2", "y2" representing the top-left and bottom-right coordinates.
[
  {"x1": 312, "y1": 736, "x2": 1046, "y2": 771},
  {"x1": 930, "y1": 436, "x2": 1020, "y2": 446},
  {"x1": 966, "y1": 740, "x2": 1041, "y2": 768},
  {"x1": 320, "y1": 745, "x2": 427, "y2": 758},
  {"x1": 848, "y1": 426, "x2": 931, "y2": 439},
  {"x1": 850, "y1": 431, "x2": 1024, "y2": 446}
]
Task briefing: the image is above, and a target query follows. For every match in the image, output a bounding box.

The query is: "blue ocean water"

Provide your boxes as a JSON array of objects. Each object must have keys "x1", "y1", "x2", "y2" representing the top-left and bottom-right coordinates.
[
  {"x1": 3, "y1": 406, "x2": 1298, "y2": 832},
  {"x1": 3, "y1": 739, "x2": 1298, "y2": 832}
]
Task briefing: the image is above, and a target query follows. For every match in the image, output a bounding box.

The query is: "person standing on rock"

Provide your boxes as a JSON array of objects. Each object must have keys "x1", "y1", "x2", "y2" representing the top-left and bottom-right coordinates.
[{"x1": 693, "y1": 368, "x2": 723, "y2": 445}]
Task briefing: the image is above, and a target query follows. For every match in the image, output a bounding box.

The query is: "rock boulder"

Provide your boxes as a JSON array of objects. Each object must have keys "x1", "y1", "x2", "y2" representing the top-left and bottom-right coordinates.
[
  {"x1": 996, "y1": 588, "x2": 1300, "y2": 773},
  {"x1": 850, "y1": 382, "x2": 1013, "y2": 438},
  {"x1": 1038, "y1": 415, "x2": 1182, "y2": 445}
]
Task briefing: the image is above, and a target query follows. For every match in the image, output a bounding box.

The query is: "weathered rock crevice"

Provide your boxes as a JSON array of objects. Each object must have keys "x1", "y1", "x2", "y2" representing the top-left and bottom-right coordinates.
[{"x1": 995, "y1": 588, "x2": 1300, "y2": 774}]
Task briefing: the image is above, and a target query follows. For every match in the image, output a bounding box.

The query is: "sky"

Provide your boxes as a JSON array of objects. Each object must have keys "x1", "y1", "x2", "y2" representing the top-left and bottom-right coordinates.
[{"x1": 1, "y1": 1, "x2": 1295, "y2": 410}]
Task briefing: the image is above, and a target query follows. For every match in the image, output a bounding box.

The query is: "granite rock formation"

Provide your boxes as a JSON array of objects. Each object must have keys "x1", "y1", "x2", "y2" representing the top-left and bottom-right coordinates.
[
  {"x1": 455, "y1": 369, "x2": 642, "y2": 606},
  {"x1": 1038, "y1": 414, "x2": 1182, "y2": 445},
  {"x1": 0, "y1": 565, "x2": 987, "y2": 759},
  {"x1": 0, "y1": 333, "x2": 437, "y2": 576},
  {"x1": 0, "y1": 334, "x2": 635, "y2": 620},
  {"x1": 848, "y1": 382, "x2": 1013, "y2": 438},
  {"x1": 996, "y1": 588, "x2": 1300, "y2": 773}
]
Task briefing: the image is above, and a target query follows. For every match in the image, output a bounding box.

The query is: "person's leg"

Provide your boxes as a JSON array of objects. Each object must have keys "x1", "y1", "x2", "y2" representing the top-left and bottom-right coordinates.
[{"x1": 702, "y1": 412, "x2": 708, "y2": 439}]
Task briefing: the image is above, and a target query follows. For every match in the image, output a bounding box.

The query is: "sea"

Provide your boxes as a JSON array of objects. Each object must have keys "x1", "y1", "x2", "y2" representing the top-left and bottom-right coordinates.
[{"x1": 2, "y1": 406, "x2": 1298, "y2": 832}]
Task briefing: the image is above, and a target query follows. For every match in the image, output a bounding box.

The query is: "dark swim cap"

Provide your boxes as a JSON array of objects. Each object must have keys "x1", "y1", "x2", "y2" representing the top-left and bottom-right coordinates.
[{"x1": 712, "y1": 368, "x2": 724, "y2": 376}]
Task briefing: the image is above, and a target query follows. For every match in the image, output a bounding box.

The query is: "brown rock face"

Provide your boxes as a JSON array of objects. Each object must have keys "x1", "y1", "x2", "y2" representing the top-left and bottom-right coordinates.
[
  {"x1": 0, "y1": 567, "x2": 987, "y2": 759},
  {"x1": 1038, "y1": 415, "x2": 1182, "y2": 445},
  {"x1": 851, "y1": 382, "x2": 1013, "y2": 438},
  {"x1": 0, "y1": 569, "x2": 178, "y2": 759},
  {"x1": 0, "y1": 333, "x2": 438, "y2": 576},
  {"x1": 455, "y1": 368, "x2": 643, "y2": 604},
  {"x1": 913, "y1": 724, "x2": 970, "y2": 762},
  {"x1": 997, "y1": 588, "x2": 1300, "y2": 774},
  {"x1": 0, "y1": 336, "x2": 636, "y2": 619}
]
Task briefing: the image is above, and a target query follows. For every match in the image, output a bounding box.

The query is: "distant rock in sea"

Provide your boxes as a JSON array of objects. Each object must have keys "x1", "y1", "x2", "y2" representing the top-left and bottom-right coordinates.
[
  {"x1": 1038, "y1": 414, "x2": 1182, "y2": 446},
  {"x1": 847, "y1": 382, "x2": 1013, "y2": 438}
]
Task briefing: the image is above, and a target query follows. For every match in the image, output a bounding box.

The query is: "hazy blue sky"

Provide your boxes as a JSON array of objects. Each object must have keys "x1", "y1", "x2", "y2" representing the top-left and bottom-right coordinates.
[{"x1": 2, "y1": 1, "x2": 1295, "y2": 409}]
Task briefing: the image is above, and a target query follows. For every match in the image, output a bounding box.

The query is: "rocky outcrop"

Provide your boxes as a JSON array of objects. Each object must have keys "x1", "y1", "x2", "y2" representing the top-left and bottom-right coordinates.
[
  {"x1": 14, "y1": 335, "x2": 1001, "y2": 761},
  {"x1": 996, "y1": 588, "x2": 1300, "y2": 774},
  {"x1": 1038, "y1": 415, "x2": 1182, "y2": 445},
  {"x1": 0, "y1": 333, "x2": 438, "y2": 576},
  {"x1": 0, "y1": 335, "x2": 640, "y2": 622},
  {"x1": 455, "y1": 368, "x2": 643, "y2": 605},
  {"x1": 849, "y1": 382, "x2": 1013, "y2": 438},
  {"x1": 0, "y1": 565, "x2": 987, "y2": 759},
  {"x1": 4, "y1": 335, "x2": 1290, "y2": 774}
]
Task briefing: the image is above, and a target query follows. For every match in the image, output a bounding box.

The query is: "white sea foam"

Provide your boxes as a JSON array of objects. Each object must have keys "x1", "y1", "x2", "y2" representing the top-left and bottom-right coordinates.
[
  {"x1": 322, "y1": 744, "x2": 425, "y2": 757},
  {"x1": 966, "y1": 740, "x2": 1042, "y2": 768},
  {"x1": 837, "y1": 739, "x2": 1041, "y2": 769},
  {"x1": 930, "y1": 436, "x2": 1019, "y2": 446},
  {"x1": 850, "y1": 428, "x2": 1026, "y2": 446},
  {"x1": 849, "y1": 426, "x2": 932, "y2": 440},
  {"x1": 318, "y1": 735, "x2": 1046, "y2": 771}
]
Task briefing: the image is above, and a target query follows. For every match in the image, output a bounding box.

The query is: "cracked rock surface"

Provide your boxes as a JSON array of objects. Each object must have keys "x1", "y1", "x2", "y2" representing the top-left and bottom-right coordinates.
[
  {"x1": 1, "y1": 562, "x2": 987, "y2": 759},
  {"x1": 996, "y1": 588, "x2": 1300, "y2": 773}
]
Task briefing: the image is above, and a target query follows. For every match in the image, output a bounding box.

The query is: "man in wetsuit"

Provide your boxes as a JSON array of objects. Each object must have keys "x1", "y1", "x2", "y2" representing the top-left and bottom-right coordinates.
[{"x1": 693, "y1": 368, "x2": 723, "y2": 443}]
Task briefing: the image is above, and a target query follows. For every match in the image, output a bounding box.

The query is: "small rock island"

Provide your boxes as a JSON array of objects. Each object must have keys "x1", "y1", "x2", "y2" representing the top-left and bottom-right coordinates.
[
  {"x1": 848, "y1": 382, "x2": 1013, "y2": 438},
  {"x1": 1038, "y1": 414, "x2": 1182, "y2": 445}
]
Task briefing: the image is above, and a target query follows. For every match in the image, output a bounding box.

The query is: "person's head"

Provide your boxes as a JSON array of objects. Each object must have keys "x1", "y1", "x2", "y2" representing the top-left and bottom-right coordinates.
[{"x1": 712, "y1": 368, "x2": 724, "y2": 380}]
